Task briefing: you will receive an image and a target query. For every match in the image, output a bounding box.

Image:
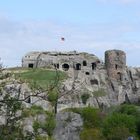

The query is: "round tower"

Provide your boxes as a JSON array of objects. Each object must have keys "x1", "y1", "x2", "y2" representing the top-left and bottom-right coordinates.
[{"x1": 105, "y1": 50, "x2": 126, "y2": 80}]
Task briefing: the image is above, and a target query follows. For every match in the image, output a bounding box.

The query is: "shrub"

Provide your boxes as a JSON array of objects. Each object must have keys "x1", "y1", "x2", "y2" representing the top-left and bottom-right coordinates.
[
  {"x1": 44, "y1": 112, "x2": 56, "y2": 136},
  {"x1": 80, "y1": 128, "x2": 105, "y2": 140},
  {"x1": 103, "y1": 113, "x2": 137, "y2": 138},
  {"x1": 47, "y1": 90, "x2": 58, "y2": 106},
  {"x1": 106, "y1": 126, "x2": 131, "y2": 140},
  {"x1": 116, "y1": 104, "x2": 140, "y2": 117},
  {"x1": 69, "y1": 107, "x2": 102, "y2": 128},
  {"x1": 22, "y1": 105, "x2": 44, "y2": 117}
]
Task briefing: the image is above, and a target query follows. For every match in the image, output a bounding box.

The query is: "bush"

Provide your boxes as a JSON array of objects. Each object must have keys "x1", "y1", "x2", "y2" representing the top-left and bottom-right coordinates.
[
  {"x1": 47, "y1": 90, "x2": 58, "y2": 106},
  {"x1": 116, "y1": 104, "x2": 140, "y2": 117},
  {"x1": 103, "y1": 113, "x2": 137, "y2": 138},
  {"x1": 80, "y1": 128, "x2": 105, "y2": 140},
  {"x1": 44, "y1": 112, "x2": 56, "y2": 136},
  {"x1": 69, "y1": 107, "x2": 102, "y2": 128},
  {"x1": 106, "y1": 126, "x2": 131, "y2": 140},
  {"x1": 22, "y1": 105, "x2": 44, "y2": 117}
]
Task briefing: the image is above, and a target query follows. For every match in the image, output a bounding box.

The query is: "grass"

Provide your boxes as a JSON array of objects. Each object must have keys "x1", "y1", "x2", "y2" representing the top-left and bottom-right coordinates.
[
  {"x1": 22, "y1": 105, "x2": 45, "y2": 117},
  {"x1": 15, "y1": 68, "x2": 66, "y2": 90}
]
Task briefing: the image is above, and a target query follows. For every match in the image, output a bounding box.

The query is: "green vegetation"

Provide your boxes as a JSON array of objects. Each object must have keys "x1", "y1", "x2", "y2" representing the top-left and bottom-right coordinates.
[
  {"x1": 33, "y1": 112, "x2": 56, "y2": 138},
  {"x1": 80, "y1": 128, "x2": 105, "y2": 140},
  {"x1": 68, "y1": 104, "x2": 140, "y2": 140},
  {"x1": 47, "y1": 89, "x2": 58, "y2": 106},
  {"x1": 22, "y1": 105, "x2": 45, "y2": 117},
  {"x1": 35, "y1": 136, "x2": 48, "y2": 140},
  {"x1": 103, "y1": 113, "x2": 136, "y2": 139},
  {"x1": 15, "y1": 68, "x2": 66, "y2": 90},
  {"x1": 22, "y1": 105, "x2": 56, "y2": 139}
]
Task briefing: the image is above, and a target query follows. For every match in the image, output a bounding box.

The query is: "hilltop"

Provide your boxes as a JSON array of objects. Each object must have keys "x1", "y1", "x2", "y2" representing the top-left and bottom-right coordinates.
[{"x1": 0, "y1": 49, "x2": 140, "y2": 140}]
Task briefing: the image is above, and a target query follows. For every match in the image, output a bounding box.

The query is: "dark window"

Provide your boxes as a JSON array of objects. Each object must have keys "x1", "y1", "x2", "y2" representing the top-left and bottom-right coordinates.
[
  {"x1": 54, "y1": 64, "x2": 59, "y2": 69},
  {"x1": 85, "y1": 72, "x2": 90, "y2": 75},
  {"x1": 57, "y1": 64, "x2": 59, "y2": 69},
  {"x1": 115, "y1": 64, "x2": 118, "y2": 70},
  {"x1": 90, "y1": 79, "x2": 98, "y2": 85},
  {"x1": 26, "y1": 97, "x2": 31, "y2": 103},
  {"x1": 117, "y1": 72, "x2": 122, "y2": 81},
  {"x1": 91, "y1": 63, "x2": 96, "y2": 70},
  {"x1": 28, "y1": 63, "x2": 34, "y2": 68},
  {"x1": 83, "y1": 60, "x2": 87, "y2": 66},
  {"x1": 129, "y1": 71, "x2": 133, "y2": 81},
  {"x1": 62, "y1": 63, "x2": 69, "y2": 71},
  {"x1": 75, "y1": 63, "x2": 81, "y2": 70},
  {"x1": 116, "y1": 52, "x2": 119, "y2": 56}
]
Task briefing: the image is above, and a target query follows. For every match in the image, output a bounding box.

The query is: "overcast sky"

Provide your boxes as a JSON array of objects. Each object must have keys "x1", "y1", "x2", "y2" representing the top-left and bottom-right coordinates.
[{"x1": 0, "y1": 0, "x2": 140, "y2": 67}]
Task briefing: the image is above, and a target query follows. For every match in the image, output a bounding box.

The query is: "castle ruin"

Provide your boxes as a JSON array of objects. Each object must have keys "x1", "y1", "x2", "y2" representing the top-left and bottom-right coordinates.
[
  {"x1": 21, "y1": 49, "x2": 140, "y2": 109},
  {"x1": 22, "y1": 49, "x2": 126, "y2": 81}
]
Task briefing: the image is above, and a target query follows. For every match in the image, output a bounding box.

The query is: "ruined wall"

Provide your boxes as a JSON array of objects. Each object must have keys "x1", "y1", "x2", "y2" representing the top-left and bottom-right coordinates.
[
  {"x1": 22, "y1": 51, "x2": 101, "y2": 72},
  {"x1": 105, "y1": 50, "x2": 126, "y2": 80}
]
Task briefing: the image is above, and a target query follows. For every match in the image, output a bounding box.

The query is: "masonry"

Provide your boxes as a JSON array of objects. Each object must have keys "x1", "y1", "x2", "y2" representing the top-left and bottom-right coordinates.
[{"x1": 22, "y1": 51, "x2": 101, "y2": 74}]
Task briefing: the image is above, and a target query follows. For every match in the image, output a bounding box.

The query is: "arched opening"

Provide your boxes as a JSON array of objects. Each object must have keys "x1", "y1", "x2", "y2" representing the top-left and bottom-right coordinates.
[
  {"x1": 91, "y1": 63, "x2": 97, "y2": 70},
  {"x1": 117, "y1": 72, "x2": 122, "y2": 81},
  {"x1": 62, "y1": 63, "x2": 69, "y2": 71},
  {"x1": 83, "y1": 60, "x2": 87, "y2": 66},
  {"x1": 129, "y1": 71, "x2": 133, "y2": 81},
  {"x1": 90, "y1": 79, "x2": 98, "y2": 85},
  {"x1": 75, "y1": 63, "x2": 81, "y2": 70},
  {"x1": 25, "y1": 97, "x2": 31, "y2": 103},
  {"x1": 85, "y1": 72, "x2": 90, "y2": 75},
  {"x1": 115, "y1": 64, "x2": 118, "y2": 70},
  {"x1": 28, "y1": 63, "x2": 34, "y2": 68}
]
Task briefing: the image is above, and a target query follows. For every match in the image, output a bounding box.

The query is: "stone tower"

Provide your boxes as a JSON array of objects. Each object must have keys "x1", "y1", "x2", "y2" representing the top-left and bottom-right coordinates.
[{"x1": 105, "y1": 50, "x2": 126, "y2": 80}]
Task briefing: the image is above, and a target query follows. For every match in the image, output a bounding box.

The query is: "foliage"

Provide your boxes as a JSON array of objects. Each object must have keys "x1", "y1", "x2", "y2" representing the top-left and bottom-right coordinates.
[
  {"x1": 68, "y1": 107, "x2": 102, "y2": 128},
  {"x1": 105, "y1": 126, "x2": 131, "y2": 140},
  {"x1": 80, "y1": 128, "x2": 105, "y2": 140},
  {"x1": 22, "y1": 105, "x2": 45, "y2": 117},
  {"x1": 33, "y1": 111, "x2": 56, "y2": 137},
  {"x1": 116, "y1": 104, "x2": 140, "y2": 117},
  {"x1": 47, "y1": 89, "x2": 58, "y2": 106},
  {"x1": 102, "y1": 113, "x2": 137, "y2": 138},
  {"x1": 81, "y1": 93, "x2": 90, "y2": 104},
  {"x1": 35, "y1": 136, "x2": 54, "y2": 140},
  {"x1": 44, "y1": 112, "x2": 56, "y2": 136},
  {"x1": 0, "y1": 92, "x2": 26, "y2": 139},
  {"x1": 115, "y1": 104, "x2": 140, "y2": 138}
]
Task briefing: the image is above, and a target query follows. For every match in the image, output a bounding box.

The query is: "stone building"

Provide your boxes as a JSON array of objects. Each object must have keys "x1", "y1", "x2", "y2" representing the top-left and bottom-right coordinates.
[
  {"x1": 22, "y1": 51, "x2": 101, "y2": 74},
  {"x1": 105, "y1": 50, "x2": 126, "y2": 80}
]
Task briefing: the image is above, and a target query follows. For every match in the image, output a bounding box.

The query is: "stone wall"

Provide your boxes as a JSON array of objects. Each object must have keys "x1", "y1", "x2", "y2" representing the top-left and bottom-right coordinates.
[{"x1": 105, "y1": 50, "x2": 126, "y2": 80}]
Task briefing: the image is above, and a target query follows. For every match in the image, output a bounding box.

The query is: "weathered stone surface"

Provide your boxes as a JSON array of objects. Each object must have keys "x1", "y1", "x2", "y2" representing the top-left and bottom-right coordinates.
[
  {"x1": 53, "y1": 112, "x2": 83, "y2": 140},
  {"x1": 22, "y1": 117, "x2": 34, "y2": 136}
]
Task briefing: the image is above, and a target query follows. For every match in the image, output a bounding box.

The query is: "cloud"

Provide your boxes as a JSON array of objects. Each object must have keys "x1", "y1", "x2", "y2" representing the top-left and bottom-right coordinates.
[{"x1": 0, "y1": 16, "x2": 139, "y2": 67}]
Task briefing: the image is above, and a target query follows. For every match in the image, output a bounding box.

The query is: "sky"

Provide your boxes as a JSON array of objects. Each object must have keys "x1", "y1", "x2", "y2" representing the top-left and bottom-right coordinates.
[{"x1": 0, "y1": 0, "x2": 140, "y2": 67}]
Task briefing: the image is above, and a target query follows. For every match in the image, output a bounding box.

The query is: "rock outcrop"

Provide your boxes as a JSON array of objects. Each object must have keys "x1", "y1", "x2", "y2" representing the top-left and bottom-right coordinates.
[{"x1": 54, "y1": 112, "x2": 83, "y2": 140}]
